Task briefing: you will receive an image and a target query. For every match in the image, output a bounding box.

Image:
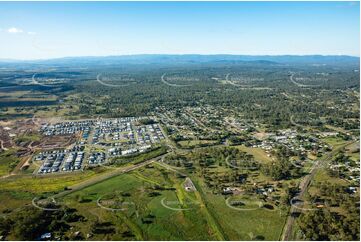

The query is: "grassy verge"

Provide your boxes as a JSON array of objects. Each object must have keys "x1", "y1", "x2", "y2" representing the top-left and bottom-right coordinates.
[
  {"x1": 0, "y1": 149, "x2": 20, "y2": 176},
  {"x1": 110, "y1": 146, "x2": 168, "y2": 166}
]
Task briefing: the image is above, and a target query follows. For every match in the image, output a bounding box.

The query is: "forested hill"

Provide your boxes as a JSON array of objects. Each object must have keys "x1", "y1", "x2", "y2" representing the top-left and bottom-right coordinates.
[{"x1": 0, "y1": 54, "x2": 359, "y2": 67}]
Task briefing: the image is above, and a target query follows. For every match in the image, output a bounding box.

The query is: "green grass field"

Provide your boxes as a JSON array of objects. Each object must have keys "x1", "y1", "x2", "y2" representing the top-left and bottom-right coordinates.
[
  {"x1": 15, "y1": 133, "x2": 41, "y2": 143},
  {"x1": 235, "y1": 145, "x2": 272, "y2": 163},
  {"x1": 59, "y1": 167, "x2": 218, "y2": 240},
  {"x1": 0, "y1": 149, "x2": 20, "y2": 176},
  {"x1": 192, "y1": 177, "x2": 286, "y2": 241},
  {"x1": 36, "y1": 158, "x2": 287, "y2": 241},
  {"x1": 0, "y1": 142, "x2": 289, "y2": 240},
  {"x1": 109, "y1": 146, "x2": 167, "y2": 166},
  {"x1": 0, "y1": 168, "x2": 106, "y2": 194},
  {"x1": 178, "y1": 139, "x2": 218, "y2": 148},
  {"x1": 321, "y1": 136, "x2": 348, "y2": 148},
  {"x1": 345, "y1": 142, "x2": 360, "y2": 162}
]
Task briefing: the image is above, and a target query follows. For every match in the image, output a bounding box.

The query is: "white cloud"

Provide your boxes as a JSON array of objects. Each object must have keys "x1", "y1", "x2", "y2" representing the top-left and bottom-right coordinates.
[
  {"x1": 4, "y1": 27, "x2": 36, "y2": 35},
  {"x1": 7, "y1": 27, "x2": 23, "y2": 34}
]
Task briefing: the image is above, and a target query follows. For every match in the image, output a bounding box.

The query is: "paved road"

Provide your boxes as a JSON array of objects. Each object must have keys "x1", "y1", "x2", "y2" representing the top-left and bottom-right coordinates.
[
  {"x1": 225, "y1": 73, "x2": 273, "y2": 90},
  {"x1": 289, "y1": 115, "x2": 304, "y2": 128},
  {"x1": 53, "y1": 153, "x2": 168, "y2": 199},
  {"x1": 184, "y1": 110, "x2": 209, "y2": 130},
  {"x1": 155, "y1": 160, "x2": 187, "y2": 177},
  {"x1": 0, "y1": 139, "x2": 8, "y2": 151},
  {"x1": 281, "y1": 140, "x2": 355, "y2": 240},
  {"x1": 289, "y1": 73, "x2": 319, "y2": 88},
  {"x1": 96, "y1": 73, "x2": 130, "y2": 87},
  {"x1": 161, "y1": 73, "x2": 191, "y2": 87}
]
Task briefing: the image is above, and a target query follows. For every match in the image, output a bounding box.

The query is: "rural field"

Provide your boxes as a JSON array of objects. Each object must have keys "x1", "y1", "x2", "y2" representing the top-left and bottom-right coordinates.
[{"x1": 0, "y1": 1, "x2": 360, "y2": 241}]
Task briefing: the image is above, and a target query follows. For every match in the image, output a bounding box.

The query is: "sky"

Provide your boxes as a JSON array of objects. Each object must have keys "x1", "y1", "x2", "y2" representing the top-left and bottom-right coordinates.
[{"x1": 0, "y1": 1, "x2": 359, "y2": 60}]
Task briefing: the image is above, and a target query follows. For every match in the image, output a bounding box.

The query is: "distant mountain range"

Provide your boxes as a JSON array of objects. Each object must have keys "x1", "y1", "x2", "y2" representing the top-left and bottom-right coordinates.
[{"x1": 0, "y1": 54, "x2": 359, "y2": 66}]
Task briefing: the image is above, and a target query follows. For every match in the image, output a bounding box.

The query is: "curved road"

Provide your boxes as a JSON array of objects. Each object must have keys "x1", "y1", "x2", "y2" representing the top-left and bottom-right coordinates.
[
  {"x1": 289, "y1": 73, "x2": 319, "y2": 88},
  {"x1": 96, "y1": 73, "x2": 131, "y2": 87},
  {"x1": 225, "y1": 73, "x2": 274, "y2": 90},
  {"x1": 160, "y1": 73, "x2": 191, "y2": 87}
]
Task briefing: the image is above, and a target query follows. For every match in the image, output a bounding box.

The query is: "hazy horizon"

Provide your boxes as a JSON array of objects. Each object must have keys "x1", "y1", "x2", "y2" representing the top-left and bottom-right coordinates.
[
  {"x1": 0, "y1": 1, "x2": 359, "y2": 60},
  {"x1": 0, "y1": 53, "x2": 360, "y2": 62}
]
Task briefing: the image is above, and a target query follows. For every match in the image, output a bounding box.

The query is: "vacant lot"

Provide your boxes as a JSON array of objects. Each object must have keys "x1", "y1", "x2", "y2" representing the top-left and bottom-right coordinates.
[
  {"x1": 60, "y1": 166, "x2": 218, "y2": 240},
  {"x1": 235, "y1": 145, "x2": 272, "y2": 163}
]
